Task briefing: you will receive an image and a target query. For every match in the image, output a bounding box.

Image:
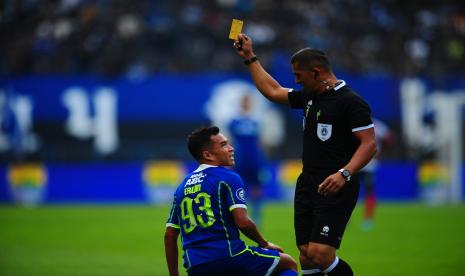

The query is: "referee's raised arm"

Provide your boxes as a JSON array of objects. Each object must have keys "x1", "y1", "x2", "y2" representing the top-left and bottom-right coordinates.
[
  {"x1": 233, "y1": 33, "x2": 290, "y2": 105},
  {"x1": 233, "y1": 33, "x2": 376, "y2": 275}
]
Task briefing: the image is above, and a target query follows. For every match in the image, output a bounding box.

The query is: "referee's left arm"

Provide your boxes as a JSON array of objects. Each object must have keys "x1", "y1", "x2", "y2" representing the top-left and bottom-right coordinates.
[
  {"x1": 318, "y1": 127, "x2": 377, "y2": 195},
  {"x1": 344, "y1": 127, "x2": 378, "y2": 175},
  {"x1": 345, "y1": 127, "x2": 378, "y2": 174}
]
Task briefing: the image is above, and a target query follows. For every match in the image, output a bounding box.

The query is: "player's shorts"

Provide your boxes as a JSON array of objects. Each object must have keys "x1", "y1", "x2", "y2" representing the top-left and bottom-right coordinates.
[
  {"x1": 187, "y1": 246, "x2": 280, "y2": 276},
  {"x1": 294, "y1": 171, "x2": 359, "y2": 248}
]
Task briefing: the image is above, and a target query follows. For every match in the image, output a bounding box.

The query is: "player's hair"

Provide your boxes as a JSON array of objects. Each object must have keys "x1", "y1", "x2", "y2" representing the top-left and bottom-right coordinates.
[
  {"x1": 290, "y1": 48, "x2": 331, "y2": 71},
  {"x1": 187, "y1": 126, "x2": 220, "y2": 162}
]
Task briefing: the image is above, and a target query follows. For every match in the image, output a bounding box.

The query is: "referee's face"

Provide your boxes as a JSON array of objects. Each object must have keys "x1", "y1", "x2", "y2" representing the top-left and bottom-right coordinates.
[
  {"x1": 207, "y1": 133, "x2": 235, "y2": 167},
  {"x1": 291, "y1": 62, "x2": 317, "y2": 93}
]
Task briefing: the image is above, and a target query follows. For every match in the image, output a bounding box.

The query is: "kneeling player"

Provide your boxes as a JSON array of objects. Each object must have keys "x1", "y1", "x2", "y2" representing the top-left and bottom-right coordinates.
[{"x1": 164, "y1": 126, "x2": 297, "y2": 275}]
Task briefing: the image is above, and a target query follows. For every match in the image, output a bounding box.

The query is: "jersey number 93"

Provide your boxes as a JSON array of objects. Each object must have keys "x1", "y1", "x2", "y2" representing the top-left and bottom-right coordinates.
[{"x1": 180, "y1": 192, "x2": 216, "y2": 233}]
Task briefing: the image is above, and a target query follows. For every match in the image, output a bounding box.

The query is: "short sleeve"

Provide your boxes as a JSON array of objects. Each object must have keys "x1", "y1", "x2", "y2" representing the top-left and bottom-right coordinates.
[
  {"x1": 223, "y1": 173, "x2": 247, "y2": 212},
  {"x1": 288, "y1": 88, "x2": 306, "y2": 109},
  {"x1": 346, "y1": 94, "x2": 373, "y2": 132},
  {"x1": 166, "y1": 194, "x2": 180, "y2": 229}
]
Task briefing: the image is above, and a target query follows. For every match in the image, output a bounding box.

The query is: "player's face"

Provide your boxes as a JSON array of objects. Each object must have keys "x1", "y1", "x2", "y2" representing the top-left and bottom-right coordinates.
[
  {"x1": 207, "y1": 133, "x2": 235, "y2": 166},
  {"x1": 292, "y1": 62, "x2": 318, "y2": 93}
]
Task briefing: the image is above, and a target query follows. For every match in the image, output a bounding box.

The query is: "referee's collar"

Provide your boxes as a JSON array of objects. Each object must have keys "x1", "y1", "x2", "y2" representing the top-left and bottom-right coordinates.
[
  {"x1": 333, "y1": 80, "x2": 346, "y2": 91},
  {"x1": 194, "y1": 164, "x2": 217, "y2": 172}
]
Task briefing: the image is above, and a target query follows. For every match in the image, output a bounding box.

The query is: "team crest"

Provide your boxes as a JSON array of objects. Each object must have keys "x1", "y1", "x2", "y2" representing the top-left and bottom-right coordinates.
[{"x1": 317, "y1": 123, "x2": 332, "y2": 141}]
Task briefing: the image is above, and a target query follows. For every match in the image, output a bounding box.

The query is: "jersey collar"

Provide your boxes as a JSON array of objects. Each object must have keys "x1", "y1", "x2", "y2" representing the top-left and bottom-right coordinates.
[
  {"x1": 194, "y1": 164, "x2": 217, "y2": 172},
  {"x1": 333, "y1": 80, "x2": 346, "y2": 91}
]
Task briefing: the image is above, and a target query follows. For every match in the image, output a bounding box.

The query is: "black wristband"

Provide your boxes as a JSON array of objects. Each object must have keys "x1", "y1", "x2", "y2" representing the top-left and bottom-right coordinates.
[{"x1": 244, "y1": 56, "x2": 258, "y2": 65}]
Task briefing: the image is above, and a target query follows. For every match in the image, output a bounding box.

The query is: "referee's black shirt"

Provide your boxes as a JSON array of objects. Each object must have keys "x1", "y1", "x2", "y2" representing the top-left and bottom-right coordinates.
[{"x1": 288, "y1": 81, "x2": 373, "y2": 175}]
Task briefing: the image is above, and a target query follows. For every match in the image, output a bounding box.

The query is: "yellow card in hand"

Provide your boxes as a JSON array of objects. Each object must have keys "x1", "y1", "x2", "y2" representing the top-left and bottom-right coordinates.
[{"x1": 229, "y1": 19, "x2": 243, "y2": 40}]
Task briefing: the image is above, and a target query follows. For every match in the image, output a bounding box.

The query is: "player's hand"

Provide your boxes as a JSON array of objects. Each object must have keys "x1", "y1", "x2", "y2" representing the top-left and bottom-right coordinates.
[
  {"x1": 262, "y1": 241, "x2": 284, "y2": 253},
  {"x1": 233, "y1": 33, "x2": 255, "y2": 59},
  {"x1": 317, "y1": 172, "x2": 346, "y2": 196}
]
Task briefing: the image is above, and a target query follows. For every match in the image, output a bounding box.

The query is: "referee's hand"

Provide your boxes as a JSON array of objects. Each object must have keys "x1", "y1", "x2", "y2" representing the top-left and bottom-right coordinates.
[
  {"x1": 317, "y1": 172, "x2": 346, "y2": 196},
  {"x1": 233, "y1": 33, "x2": 255, "y2": 59}
]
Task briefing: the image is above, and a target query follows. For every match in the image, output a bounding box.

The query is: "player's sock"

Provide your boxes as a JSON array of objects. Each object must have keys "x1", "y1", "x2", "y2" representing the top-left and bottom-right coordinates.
[
  {"x1": 301, "y1": 268, "x2": 324, "y2": 275},
  {"x1": 324, "y1": 257, "x2": 353, "y2": 275},
  {"x1": 362, "y1": 193, "x2": 376, "y2": 231},
  {"x1": 362, "y1": 219, "x2": 373, "y2": 231},
  {"x1": 277, "y1": 269, "x2": 298, "y2": 275},
  {"x1": 364, "y1": 193, "x2": 376, "y2": 220}
]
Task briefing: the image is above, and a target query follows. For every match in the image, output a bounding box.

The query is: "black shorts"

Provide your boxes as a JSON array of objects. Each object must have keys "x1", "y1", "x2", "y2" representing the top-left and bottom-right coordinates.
[{"x1": 294, "y1": 171, "x2": 359, "y2": 248}]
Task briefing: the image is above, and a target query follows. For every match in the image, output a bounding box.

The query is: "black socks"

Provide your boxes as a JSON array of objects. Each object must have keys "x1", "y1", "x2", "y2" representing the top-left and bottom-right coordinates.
[{"x1": 326, "y1": 258, "x2": 353, "y2": 276}]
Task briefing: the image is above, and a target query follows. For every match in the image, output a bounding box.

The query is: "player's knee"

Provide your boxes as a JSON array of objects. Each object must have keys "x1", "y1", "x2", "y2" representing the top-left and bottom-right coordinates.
[
  {"x1": 299, "y1": 250, "x2": 314, "y2": 268},
  {"x1": 280, "y1": 253, "x2": 298, "y2": 271},
  {"x1": 306, "y1": 247, "x2": 334, "y2": 268},
  {"x1": 299, "y1": 253, "x2": 310, "y2": 267}
]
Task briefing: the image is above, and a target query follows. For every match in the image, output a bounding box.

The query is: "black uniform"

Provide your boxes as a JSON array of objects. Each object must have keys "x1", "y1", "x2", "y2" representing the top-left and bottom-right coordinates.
[{"x1": 288, "y1": 80, "x2": 373, "y2": 248}]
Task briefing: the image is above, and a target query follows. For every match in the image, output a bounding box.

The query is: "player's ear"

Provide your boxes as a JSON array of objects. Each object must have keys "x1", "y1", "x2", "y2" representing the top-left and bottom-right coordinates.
[
  {"x1": 312, "y1": 68, "x2": 320, "y2": 80},
  {"x1": 202, "y1": 150, "x2": 214, "y2": 162}
]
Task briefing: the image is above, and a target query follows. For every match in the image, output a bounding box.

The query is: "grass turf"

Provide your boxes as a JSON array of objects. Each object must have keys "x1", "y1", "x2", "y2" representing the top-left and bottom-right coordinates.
[{"x1": 1, "y1": 203, "x2": 464, "y2": 275}]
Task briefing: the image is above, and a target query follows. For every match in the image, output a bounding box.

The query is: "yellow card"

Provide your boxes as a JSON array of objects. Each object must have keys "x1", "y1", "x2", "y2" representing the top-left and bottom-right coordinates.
[{"x1": 229, "y1": 19, "x2": 243, "y2": 40}]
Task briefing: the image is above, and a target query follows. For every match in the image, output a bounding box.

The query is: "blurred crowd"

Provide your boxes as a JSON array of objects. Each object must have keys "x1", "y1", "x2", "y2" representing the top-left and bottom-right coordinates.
[{"x1": 1, "y1": 0, "x2": 465, "y2": 78}]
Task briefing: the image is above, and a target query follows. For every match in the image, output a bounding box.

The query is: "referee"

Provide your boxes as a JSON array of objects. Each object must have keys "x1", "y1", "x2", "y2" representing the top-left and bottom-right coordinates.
[{"x1": 233, "y1": 34, "x2": 377, "y2": 275}]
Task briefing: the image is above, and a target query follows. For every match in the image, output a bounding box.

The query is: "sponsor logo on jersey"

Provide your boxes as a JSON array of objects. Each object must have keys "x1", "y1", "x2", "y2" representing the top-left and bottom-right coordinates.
[
  {"x1": 186, "y1": 172, "x2": 205, "y2": 186},
  {"x1": 236, "y1": 188, "x2": 245, "y2": 201}
]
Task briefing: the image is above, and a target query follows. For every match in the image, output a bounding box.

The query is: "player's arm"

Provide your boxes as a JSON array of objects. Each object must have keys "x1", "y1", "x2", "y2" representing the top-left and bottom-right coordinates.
[
  {"x1": 231, "y1": 207, "x2": 283, "y2": 252},
  {"x1": 164, "y1": 226, "x2": 180, "y2": 276},
  {"x1": 346, "y1": 127, "x2": 378, "y2": 174},
  {"x1": 234, "y1": 34, "x2": 290, "y2": 105},
  {"x1": 318, "y1": 127, "x2": 377, "y2": 195}
]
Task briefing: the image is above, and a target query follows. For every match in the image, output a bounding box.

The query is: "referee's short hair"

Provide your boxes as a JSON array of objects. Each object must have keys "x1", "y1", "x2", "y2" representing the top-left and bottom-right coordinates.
[
  {"x1": 187, "y1": 126, "x2": 220, "y2": 162},
  {"x1": 291, "y1": 48, "x2": 331, "y2": 71}
]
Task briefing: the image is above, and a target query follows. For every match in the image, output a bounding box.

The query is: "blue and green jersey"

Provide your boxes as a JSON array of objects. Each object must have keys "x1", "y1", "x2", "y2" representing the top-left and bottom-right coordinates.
[{"x1": 166, "y1": 164, "x2": 248, "y2": 269}]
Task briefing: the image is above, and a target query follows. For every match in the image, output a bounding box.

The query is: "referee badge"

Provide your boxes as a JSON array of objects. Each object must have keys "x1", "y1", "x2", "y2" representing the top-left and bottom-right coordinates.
[{"x1": 317, "y1": 123, "x2": 332, "y2": 141}]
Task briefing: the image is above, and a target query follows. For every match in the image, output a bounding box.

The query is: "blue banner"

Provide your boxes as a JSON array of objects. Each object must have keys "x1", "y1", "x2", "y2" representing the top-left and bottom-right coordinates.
[
  {"x1": 0, "y1": 161, "x2": 428, "y2": 204},
  {"x1": 0, "y1": 74, "x2": 407, "y2": 122},
  {"x1": 2, "y1": 74, "x2": 465, "y2": 124}
]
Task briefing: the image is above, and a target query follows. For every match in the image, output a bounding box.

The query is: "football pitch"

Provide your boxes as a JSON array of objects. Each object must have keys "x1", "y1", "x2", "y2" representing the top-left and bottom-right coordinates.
[{"x1": 1, "y1": 202, "x2": 464, "y2": 276}]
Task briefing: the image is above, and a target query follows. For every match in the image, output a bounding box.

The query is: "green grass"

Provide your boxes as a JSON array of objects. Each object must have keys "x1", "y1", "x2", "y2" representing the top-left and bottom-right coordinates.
[{"x1": 1, "y1": 203, "x2": 464, "y2": 275}]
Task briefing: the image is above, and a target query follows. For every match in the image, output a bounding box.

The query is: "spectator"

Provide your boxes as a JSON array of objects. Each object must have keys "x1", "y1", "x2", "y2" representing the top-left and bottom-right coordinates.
[{"x1": 0, "y1": 0, "x2": 463, "y2": 78}]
